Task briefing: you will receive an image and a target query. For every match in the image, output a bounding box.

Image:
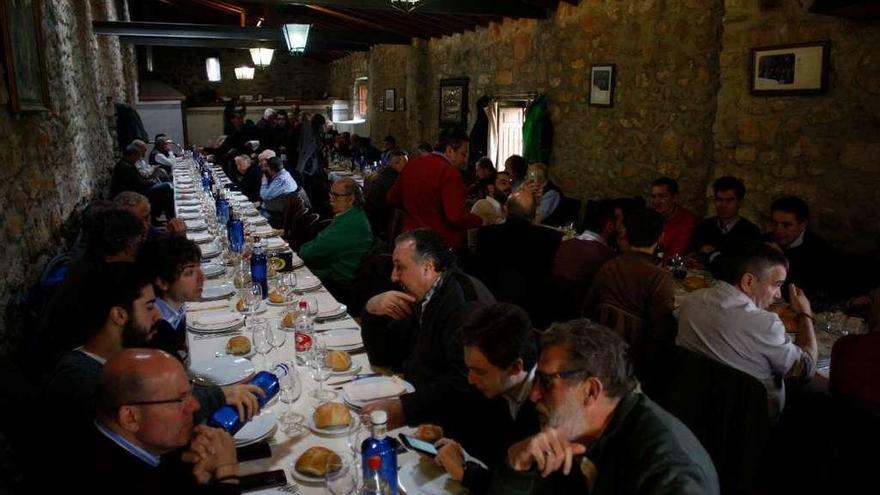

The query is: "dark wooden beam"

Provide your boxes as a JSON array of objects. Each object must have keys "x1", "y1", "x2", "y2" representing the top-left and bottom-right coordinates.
[{"x1": 250, "y1": 0, "x2": 548, "y2": 18}]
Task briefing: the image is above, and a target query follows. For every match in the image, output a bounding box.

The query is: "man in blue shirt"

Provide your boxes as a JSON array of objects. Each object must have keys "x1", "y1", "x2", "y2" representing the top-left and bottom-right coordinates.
[{"x1": 259, "y1": 156, "x2": 299, "y2": 225}]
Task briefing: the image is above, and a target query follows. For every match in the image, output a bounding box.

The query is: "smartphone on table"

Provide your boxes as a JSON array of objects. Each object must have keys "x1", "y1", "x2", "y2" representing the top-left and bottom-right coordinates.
[
  {"x1": 239, "y1": 469, "x2": 287, "y2": 493},
  {"x1": 398, "y1": 434, "x2": 439, "y2": 457}
]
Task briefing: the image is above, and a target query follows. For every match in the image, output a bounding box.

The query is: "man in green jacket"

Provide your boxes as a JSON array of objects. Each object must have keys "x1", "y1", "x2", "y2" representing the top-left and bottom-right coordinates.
[{"x1": 299, "y1": 177, "x2": 373, "y2": 287}]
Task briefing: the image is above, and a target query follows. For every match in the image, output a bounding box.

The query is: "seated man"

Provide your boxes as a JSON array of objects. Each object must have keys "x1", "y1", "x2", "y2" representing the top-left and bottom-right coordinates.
[
  {"x1": 138, "y1": 236, "x2": 205, "y2": 360},
  {"x1": 88, "y1": 348, "x2": 242, "y2": 494},
  {"x1": 768, "y1": 195, "x2": 840, "y2": 302},
  {"x1": 41, "y1": 262, "x2": 262, "y2": 491},
  {"x1": 365, "y1": 149, "x2": 407, "y2": 240},
  {"x1": 474, "y1": 190, "x2": 562, "y2": 327},
  {"x1": 430, "y1": 304, "x2": 540, "y2": 494},
  {"x1": 677, "y1": 244, "x2": 818, "y2": 419},
  {"x1": 524, "y1": 162, "x2": 563, "y2": 226},
  {"x1": 233, "y1": 154, "x2": 262, "y2": 203},
  {"x1": 552, "y1": 199, "x2": 617, "y2": 320},
  {"x1": 689, "y1": 176, "x2": 761, "y2": 261},
  {"x1": 493, "y1": 320, "x2": 719, "y2": 495},
  {"x1": 110, "y1": 144, "x2": 174, "y2": 223},
  {"x1": 360, "y1": 229, "x2": 495, "y2": 429},
  {"x1": 587, "y1": 207, "x2": 676, "y2": 392},
  {"x1": 151, "y1": 137, "x2": 177, "y2": 174},
  {"x1": 299, "y1": 177, "x2": 374, "y2": 289},
  {"x1": 650, "y1": 177, "x2": 697, "y2": 260},
  {"x1": 260, "y1": 156, "x2": 299, "y2": 226},
  {"x1": 114, "y1": 191, "x2": 186, "y2": 240}
]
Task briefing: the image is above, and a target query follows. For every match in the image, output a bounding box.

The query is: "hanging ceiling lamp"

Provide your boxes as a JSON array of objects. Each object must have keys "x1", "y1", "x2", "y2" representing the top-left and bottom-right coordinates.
[
  {"x1": 234, "y1": 66, "x2": 254, "y2": 80},
  {"x1": 282, "y1": 23, "x2": 311, "y2": 54},
  {"x1": 390, "y1": 0, "x2": 423, "y2": 13},
  {"x1": 205, "y1": 57, "x2": 221, "y2": 82},
  {"x1": 249, "y1": 47, "x2": 274, "y2": 68}
]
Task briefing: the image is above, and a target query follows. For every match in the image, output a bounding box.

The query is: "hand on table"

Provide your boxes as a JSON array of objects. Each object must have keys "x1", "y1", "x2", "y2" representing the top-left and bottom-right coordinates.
[
  {"x1": 361, "y1": 398, "x2": 406, "y2": 430},
  {"x1": 365, "y1": 291, "x2": 416, "y2": 320},
  {"x1": 221, "y1": 384, "x2": 265, "y2": 422},
  {"x1": 433, "y1": 438, "x2": 465, "y2": 481},
  {"x1": 507, "y1": 427, "x2": 586, "y2": 478}
]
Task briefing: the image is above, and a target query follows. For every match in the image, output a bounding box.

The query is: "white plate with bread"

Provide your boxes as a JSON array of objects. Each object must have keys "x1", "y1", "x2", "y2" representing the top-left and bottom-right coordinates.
[
  {"x1": 291, "y1": 446, "x2": 344, "y2": 484},
  {"x1": 307, "y1": 402, "x2": 356, "y2": 436}
]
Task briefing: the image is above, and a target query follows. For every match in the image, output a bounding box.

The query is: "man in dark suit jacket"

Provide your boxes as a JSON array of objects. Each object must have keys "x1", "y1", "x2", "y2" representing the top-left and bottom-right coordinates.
[
  {"x1": 474, "y1": 190, "x2": 562, "y2": 328},
  {"x1": 689, "y1": 176, "x2": 761, "y2": 261},
  {"x1": 111, "y1": 144, "x2": 174, "y2": 222},
  {"x1": 87, "y1": 349, "x2": 242, "y2": 495},
  {"x1": 360, "y1": 229, "x2": 496, "y2": 432}
]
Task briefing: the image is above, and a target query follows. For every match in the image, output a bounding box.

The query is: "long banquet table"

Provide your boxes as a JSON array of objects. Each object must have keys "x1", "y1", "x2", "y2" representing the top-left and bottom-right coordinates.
[{"x1": 172, "y1": 157, "x2": 422, "y2": 494}]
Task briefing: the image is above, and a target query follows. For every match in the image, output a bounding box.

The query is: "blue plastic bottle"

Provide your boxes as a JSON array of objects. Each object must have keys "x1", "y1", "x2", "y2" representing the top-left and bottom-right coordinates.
[
  {"x1": 250, "y1": 237, "x2": 268, "y2": 298},
  {"x1": 361, "y1": 410, "x2": 399, "y2": 494},
  {"x1": 207, "y1": 363, "x2": 289, "y2": 434}
]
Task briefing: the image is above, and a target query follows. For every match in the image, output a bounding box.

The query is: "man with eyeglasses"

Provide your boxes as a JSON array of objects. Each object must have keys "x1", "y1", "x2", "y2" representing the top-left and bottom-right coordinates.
[
  {"x1": 299, "y1": 177, "x2": 374, "y2": 290},
  {"x1": 492, "y1": 320, "x2": 718, "y2": 495},
  {"x1": 88, "y1": 348, "x2": 241, "y2": 494}
]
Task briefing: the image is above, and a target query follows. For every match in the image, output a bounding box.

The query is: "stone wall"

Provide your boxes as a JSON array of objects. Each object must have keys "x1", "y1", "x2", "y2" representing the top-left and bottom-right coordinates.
[
  {"x1": 368, "y1": 45, "x2": 410, "y2": 148},
  {"x1": 145, "y1": 47, "x2": 330, "y2": 105},
  {"x1": 328, "y1": 52, "x2": 367, "y2": 102},
  {"x1": 0, "y1": 0, "x2": 137, "y2": 356},
  {"x1": 714, "y1": 0, "x2": 880, "y2": 250},
  {"x1": 329, "y1": 0, "x2": 880, "y2": 250}
]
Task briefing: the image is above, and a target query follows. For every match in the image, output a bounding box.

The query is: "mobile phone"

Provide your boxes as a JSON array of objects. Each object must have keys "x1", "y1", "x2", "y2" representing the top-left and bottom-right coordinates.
[
  {"x1": 239, "y1": 469, "x2": 287, "y2": 492},
  {"x1": 236, "y1": 441, "x2": 272, "y2": 462},
  {"x1": 398, "y1": 434, "x2": 438, "y2": 457}
]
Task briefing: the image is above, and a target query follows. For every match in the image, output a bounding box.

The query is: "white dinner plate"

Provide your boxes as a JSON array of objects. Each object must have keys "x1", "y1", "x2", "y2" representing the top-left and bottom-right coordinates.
[
  {"x1": 177, "y1": 199, "x2": 201, "y2": 206},
  {"x1": 314, "y1": 304, "x2": 348, "y2": 321},
  {"x1": 252, "y1": 225, "x2": 275, "y2": 237},
  {"x1": 188, "y1": 312, "x2": 244, "y2": 333},
  {"x1": 291, "y1": 275, "x2": 322, "y2": 293},
  {"x1": 201, "y1": 263, "x2": 225, "y2": 278},
  {"x1": 320, "y1": 328, "x2": 362, "y2": 350},
  {"x1": 398, "y1": 459, "x2": 469, "y2": 495},
  {"x1": 200, "y1": 242, "x2": 221, "y2": 259},
  {"x1": 247, "y1": 216, "x2": 268, "y2": 226},
  {"x1": 200, "y1": 281, "x2": 234, "y2": 301},
  {"x1": 179, "y1": 212, "x2": 201, "y2": 220},
  {"x1": 306, "y1": 410, "x2": 357, "y2": 437},
  {"x1": 185, "y1": 220, "x2": 207, "y2": 232},
  {"x1": 178, "y1": 205, "x2": 201, "y2": 214},
  {"x1": 188, "y1": 232, "x2": 214, "y2": 244},
  {"x1": 242, "y1": 209, "x2": 261, "y2": 217},
  {"x1": 234, "y1": 410, "x2": 277, "y2": 447},
  {"x1": 289, "y1": 452, "x2": 346, "y2": 485},
  {"x1": 190, "y1": 355, "x2": 254, "y2": 386},
  {"x1": 342, "y1": 376, "x2": 414, "y2": 409},
  {"x1": 265, "y1": 237, "x2": 287, "y2": 250}
]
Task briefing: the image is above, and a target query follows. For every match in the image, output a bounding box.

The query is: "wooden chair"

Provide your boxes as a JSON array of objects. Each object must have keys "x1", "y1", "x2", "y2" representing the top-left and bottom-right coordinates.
[{"x1": 281, "y1": 193, "x2": 310, "y2": 245}]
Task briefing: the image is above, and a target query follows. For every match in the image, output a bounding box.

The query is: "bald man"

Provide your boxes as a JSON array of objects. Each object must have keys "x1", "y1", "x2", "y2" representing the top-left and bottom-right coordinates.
[
  {"x1": 89, "y1": 349, "x2": 241, "y2": 494},
  {"x1": 474, "y1": 190, "x2": 563, "y2": 327},
  {"x1": 299, "y1": 177, "x2": 374, "y2": 289}
]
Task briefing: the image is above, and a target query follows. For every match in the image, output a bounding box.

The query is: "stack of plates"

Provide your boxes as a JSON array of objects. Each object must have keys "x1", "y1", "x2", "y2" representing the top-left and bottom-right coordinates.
[
  {"x1": 200, "y1": 241, "x2": 221, "y2": 259},
  {"x1": 200, "y1": 281, "x2": 234, "y2": 301},
  {"x1": 341, "y1": 376, "x2": 414, "y2": 410},
  {"x1": 234, "y1": 411, "x2": 277, "y2": 447},
  {"x1": 320, "y1": 328, "x2": 362, "y2": 351},
  {"x1": 189, "y1": 355, "x2": 254, "y2": 385},
  {"x1": 201, "y1": 262, "x2": 225, "y2": 278},
  {"x1": 292, "y1": 275, "x2": 322, "y2": 292},
  {"x1": 187, "y1": 311, "x2": 243, "y2": 332},
  {"x1": 247, "y1": 216, "x2": 269, "y2": 226},
  {"x1": 179, "y1": 211, "x2": 202, "y2": 220},
  {"x1": 314, "y1": 303, "x2": 348, "y2": 322},
  {"x1": 185, "y1": 220, "x2": 208, "y2": 232},
  {"x1": 188, "y1": 231, "x2": 214, "y2": 244}
]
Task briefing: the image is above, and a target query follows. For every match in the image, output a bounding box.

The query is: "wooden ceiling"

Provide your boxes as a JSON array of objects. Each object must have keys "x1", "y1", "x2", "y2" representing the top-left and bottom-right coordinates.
[{"x1": 122, "y1": 0, "x2": 580, "y2": 60}]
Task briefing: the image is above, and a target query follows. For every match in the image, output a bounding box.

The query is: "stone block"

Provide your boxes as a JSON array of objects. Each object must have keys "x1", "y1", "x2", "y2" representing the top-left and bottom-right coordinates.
[
  {"x1": 660, "y1": 129, "x2": 680, "y2": 159},
  {"x1": 737, "y1": 118, "x2": 761, "y2": 143},
  {"x1": 735, "y1": 146, "x2": 758, "y2": 163},
  {"x1": 840, "y1": 142, "x2": 880, "y2": 172},
  {"x1": 682, "y1": 138, "x2": 704, "y2": 161},
  {"x1": 496, "y1": 70, "x2": 514, "y2": 86}
]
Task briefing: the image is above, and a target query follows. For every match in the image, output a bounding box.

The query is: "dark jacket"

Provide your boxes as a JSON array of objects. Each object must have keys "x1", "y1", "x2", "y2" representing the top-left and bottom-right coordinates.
[
  {"x1": 689, "y1": 216, "x2": 762, "y2": 256},
  {"x1": 87, "y1": 427, "x2": 240, "y2": 495},
  {"x1": 110, "y1": 158, "x2": 153, "y2": 198},
  {"x1": 237, "y1": 164, "x2": 263, "y2": 203},
  {"x1": 490, "y1": 392, "x2": 719, "y2": 495},
  {"x1": 361, "y1": 269, "x2": 495, "y2": 427},
  {"x1": 364, "y1": 166, "x2": 400, "y2": 239},
  {"x1": 775, "y1": 230, "x2": 841, "y2": 301}
]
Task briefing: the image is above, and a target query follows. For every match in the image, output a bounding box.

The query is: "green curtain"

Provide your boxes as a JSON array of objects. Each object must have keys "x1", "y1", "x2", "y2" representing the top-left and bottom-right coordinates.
[{"x1": 522, "y1": 95, "x2": 551, "y2": 164}]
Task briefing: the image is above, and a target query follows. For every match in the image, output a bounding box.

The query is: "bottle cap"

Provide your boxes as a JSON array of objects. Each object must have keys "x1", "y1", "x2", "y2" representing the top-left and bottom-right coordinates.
[
  {"x1": 367, "y1": 456, "x2": 382, "y2": 471},
  {"x1": 298, "y1": 300, "x2": 308, "y2": 309},
  {"x1": 369, "y1": 410, "x2": 387, "y2": 425}
]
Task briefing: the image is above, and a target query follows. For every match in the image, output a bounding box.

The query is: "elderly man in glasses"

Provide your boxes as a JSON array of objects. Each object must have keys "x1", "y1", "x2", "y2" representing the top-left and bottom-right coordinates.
[
  {"x1": 87, "y1": 348, "x2": 242, "y2": 494},
  {"x1": 299, "y1": 177, "x2": 373, "y2": 291},
  {"x1": 492, "y1": 320, "x2": 719, "y2": 495}
]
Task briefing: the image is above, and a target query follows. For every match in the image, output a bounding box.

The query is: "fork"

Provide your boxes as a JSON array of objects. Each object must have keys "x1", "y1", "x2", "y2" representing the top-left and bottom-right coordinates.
[{"x1": 279, "y1": 483, "x2": 300, "y2": 494}]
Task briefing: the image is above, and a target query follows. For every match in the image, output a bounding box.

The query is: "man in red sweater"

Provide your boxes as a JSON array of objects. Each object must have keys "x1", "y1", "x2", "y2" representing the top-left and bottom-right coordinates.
[
  {"x1": 387, "y1": 131, "x2": 483, "y2": 250},
  {"x1": 651, "y1": 177, "x2": 697, "y2": 260}
]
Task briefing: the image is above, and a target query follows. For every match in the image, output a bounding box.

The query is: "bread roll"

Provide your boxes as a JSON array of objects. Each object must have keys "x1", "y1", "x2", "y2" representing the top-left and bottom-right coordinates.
[
  {"x1": 414, "y1": 424, "x2": 443, "y2": 443},
  {"x1": 269, "y1": 290, "x2": 285, "y2": 304},
  {"x1": 314, "y1": 402, "x2": 352, "y2": 429},
  {"x1": 283, "y1": 312, "x2": 295, "y2": 328},
  {"x1": 325, "y1": 350, "x2": 352, "y2": 372},
  {"x1": 226, "y1": 335, "x2": 251, "y2": 356},
  {"x1": 235, "y1": 298, "x2": 247, "y2": 312},
  {"x1": 295, "y1": 446, "x2": 342, "y2": 477}
]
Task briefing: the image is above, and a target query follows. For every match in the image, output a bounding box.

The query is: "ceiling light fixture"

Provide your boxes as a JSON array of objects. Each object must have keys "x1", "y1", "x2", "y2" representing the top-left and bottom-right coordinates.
[
  {"x1": 249, "y1": 47, "x2": 274, "y2": 68},
  {"x1": 234, "y1": 66, "x2": 254, "y2": 80},
  {"x1": 282, "y1": 23, "x2": 311, "y2": 54},
  {"x1": 390, "y1": 0, "x2": 423, "y2": 13},
  {"x1": 205, "y1": 57, "x2": 221, "y2": 82}
]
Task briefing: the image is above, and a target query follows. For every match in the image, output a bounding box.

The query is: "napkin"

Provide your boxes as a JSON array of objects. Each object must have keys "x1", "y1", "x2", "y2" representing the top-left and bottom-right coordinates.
[
  {"x1": 344, "y1": 377, "x2": 406, "y2": 402},
  {"x1": 191, "y1": 312, "x2": 241, "y2": 327},
  {"x1": 322, "y1": 331, "x2": 362, "y2": 348},
  {"x1": 188, "y1": 300, "x2": 230, "y2": 312}
]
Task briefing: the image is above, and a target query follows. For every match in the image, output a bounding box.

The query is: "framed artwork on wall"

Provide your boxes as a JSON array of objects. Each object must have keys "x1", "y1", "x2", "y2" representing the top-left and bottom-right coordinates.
[
  {"x1": 379, "y1": 97, "x2": 385, "y2": 112},
  {"x1": 749, "y1": 40, "x2": 830, "y2": 96},
  {"x1": 439, "y1": 77, "x2": 469, "y2": 130},
  {"x1": 398, "y1": 96, "x2": 405, "y2": 111},
  {"x1": 384, "y1": 89, "x2": 396, "y2": 111},
  {"x1": 0, "y1": 0, "x2": 50, "y2": 112},
  {"x1": 589, "y1": 64, "x2": 615, "y2": 107}
]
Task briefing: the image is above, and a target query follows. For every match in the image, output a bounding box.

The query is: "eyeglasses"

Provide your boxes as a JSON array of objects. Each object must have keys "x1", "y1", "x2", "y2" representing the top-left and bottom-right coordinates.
[
  {"x1": 120, "y1": 390, "x2": 193, "y2": 409},
  {"x1": 535, "y1": 368, "x2": 592, "y2": 390}
]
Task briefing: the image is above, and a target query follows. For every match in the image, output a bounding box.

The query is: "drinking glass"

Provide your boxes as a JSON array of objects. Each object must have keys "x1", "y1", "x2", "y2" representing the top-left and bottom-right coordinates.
[
  {"x1": 325, "y1": 456, "x2": 357, "y2": 495},
  {"x1": 246, "y1": 283, "x2": 263, "y2": 321},
  {"x1": 308, "y1": 342, "x2": 336, "y2": 401},
  {"x1": 267, "y1": 322, "x2": 287, "y2": 367},
  {"x1": 302, "y1": 295, "x2": 319, "y2": 317},
  {"x1": 252, "y1": 324, "x2": 273, "y2": 371},
  {"x1": 278, "y1": 365, "x2": 304, "y2": 430},
  {"x1": 347, "y1": 414, "x2": 371, "y2": 465}
]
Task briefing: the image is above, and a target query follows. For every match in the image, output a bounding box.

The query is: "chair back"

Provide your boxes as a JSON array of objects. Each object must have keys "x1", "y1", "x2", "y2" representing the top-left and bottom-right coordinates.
[
  {"x1": 264, "y1": 191, "x2": 294, "y2": 228},
  {"x1": 281, "y1": 192, "x2": 310, "y2": 242},
  {"x1": 661, "y1": 347, "x2": 770, "y2": 495},
  {"x1": 349, "y1": 252, "x2": 394, "y2": 318},
  {"x1": 292, "y1": 212, "x2": 320, "y2": 250},
  {"x1": 830, "y1": 332, "x2": 880, "y2": 414}
]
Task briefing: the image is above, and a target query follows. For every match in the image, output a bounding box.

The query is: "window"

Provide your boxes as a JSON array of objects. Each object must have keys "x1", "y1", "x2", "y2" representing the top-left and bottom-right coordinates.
[
  {"x1": 353, "y1": 78, "x2": 368, "y2": 120},
  {"x1": 496, "y1": 105, "x2": 525, "y2": 170}
]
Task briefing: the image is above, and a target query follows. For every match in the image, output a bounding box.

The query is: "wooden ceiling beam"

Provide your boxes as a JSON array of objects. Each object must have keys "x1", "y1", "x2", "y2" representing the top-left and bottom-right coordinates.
[{"x1": 245, "y1": 0, "x2": 548, "y2": 18}]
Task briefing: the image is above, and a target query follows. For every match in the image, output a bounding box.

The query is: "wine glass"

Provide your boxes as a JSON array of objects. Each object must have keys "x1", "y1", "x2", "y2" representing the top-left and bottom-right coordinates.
[
  {"x1": 278, "y1": 365, "x2": 304, "y2": 430},
  {"x1": 325, "y1": 456, "x2": 357, "y2": 495},
  {"x1": 246, "y1": 283, "x2": 263, "y2": 321},
  {"x1": 250, "y1": 319, "x2": 272, "y2": 371},
  {"x1": 308, "y1": 342, "x2": 336, "y2": 401},
  {"x1": 267, "y1": 322, "x2": 287, "y2": 367},
  {"x1": 302, "y1": 295, "x2": 319, "y2": 317},
  {"x1": 348, "y1": 414, "x2": 371, "y2": 466}
]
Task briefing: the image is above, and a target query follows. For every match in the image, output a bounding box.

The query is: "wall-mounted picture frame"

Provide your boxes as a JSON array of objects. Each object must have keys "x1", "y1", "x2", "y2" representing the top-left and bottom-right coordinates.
[
  {"x1": 589, "y1": 64, "x2": 615, "y2": 107},
  {"x1": 439, "y1": 77, "x2": 469, "y2": 130},
  {"x1": 0, "y1": 0, "x2": 50, "y2": 112},
  {"x1": 398, "y1": 96, "x2": 406, "y2": 111},
  {"x1": 384, "y1": 88, "x2": 396, "y2": 111},
  {"x1": 749, "y1": 40, "x2": 830, "y2": 96},
  {"x1": 379, "y1": 97, "x2": 385, "y2": 112}
]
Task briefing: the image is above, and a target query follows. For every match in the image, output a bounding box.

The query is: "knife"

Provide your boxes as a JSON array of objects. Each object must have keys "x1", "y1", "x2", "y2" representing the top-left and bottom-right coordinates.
[{"x1": 327, "y1": 373, "x2": 381, "y2": 387}]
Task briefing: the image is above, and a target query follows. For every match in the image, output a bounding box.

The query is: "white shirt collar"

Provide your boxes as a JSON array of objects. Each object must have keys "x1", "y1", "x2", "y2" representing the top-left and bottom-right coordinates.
[
  {"x1": 577, "y1": 229, "x2": 608, "y2": 246},
  {"x1": 503, "y1": 366, "x2": 536, "y2": 420},
  {"x1": 788, "y1": 230, "x2": 806, "y2": 249}
]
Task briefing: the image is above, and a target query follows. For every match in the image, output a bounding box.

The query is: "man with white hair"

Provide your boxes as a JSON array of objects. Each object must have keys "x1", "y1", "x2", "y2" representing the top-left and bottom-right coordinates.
[
  {"x1": 256, "y1": 108, "x2": 277, "y2": 151},
  {"x1": 233, "y1": 154, "x2": 261, "y2": 202},
  {"x1": 113, "y1": 191, "x2": 186, "y2": 239}
]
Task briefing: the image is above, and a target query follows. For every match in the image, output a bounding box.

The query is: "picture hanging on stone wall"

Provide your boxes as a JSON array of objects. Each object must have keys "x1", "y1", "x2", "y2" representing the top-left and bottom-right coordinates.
[
  {"x1": 0, "y1": 0, "x2": 50, "y2": 112},
  {"x1": 749, "y1": 40, "x2": 830, "y2": 96},
  {"x1": 439, "y1": 77, "x2": 469, "y2": 130},
  {"x1": 399, "y1": 97, "x2": 406, "y2": 111},
  {"x1": 385, "y1": 89, "x2": 396, "y2": 111},
  {"x1": 589, "y1": 64, "x2": 615, "y2": 107},
  {"x1": 379, "y1": 97, "x2": 385, "y2": 112}
]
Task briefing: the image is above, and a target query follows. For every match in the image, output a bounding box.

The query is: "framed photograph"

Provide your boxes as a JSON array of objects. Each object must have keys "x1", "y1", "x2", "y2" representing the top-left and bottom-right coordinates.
[
  {"x1": 398, "y1": 96, "x2": 406, "y2": 111},
  {"x1": 589, "y1": 64, "x2": 615, "y2": 107},
  {"x1": 439, "y1": 77, "x2": 469, "y2": 130},
  {"x1": 0, "y1": 0, "x2": 50, "y2": 112},
  {"x1": 384, "y1": 89, "x2": 396, "y2": 111},
  {"x1": 378, "y1": 97, "x2": 385, "y2": 112},
  {"x1": 750, "y1": 40, "x2": 830, "y2": 96}
]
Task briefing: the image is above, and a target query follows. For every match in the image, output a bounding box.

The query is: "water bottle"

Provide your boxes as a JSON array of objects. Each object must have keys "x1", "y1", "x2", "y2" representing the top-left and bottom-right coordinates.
[
  {"x1": 228, "y1": 210, "x2": 245, "y2": 253},
  {"x1": 208, "y1": 363, "x2": 290, "y2": 434},
  {"x1": 216, "y1": 191, "x2": 230, "y2": 226},
  {"x1": 294, "y1": 300, "x2": 314, "y2": 355},
  {"x1": 360, "y1": 456, "x2": 391, "y2": 495},
  {"x1": 361, "y1": 410, "x2": 398, "y2": 494},
  {"x1": 250, "y1": 237, "x2": 268, "y2": 298},
  {"x1": 201, "y1": 171, "x2": 211, "y2": 192}
]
